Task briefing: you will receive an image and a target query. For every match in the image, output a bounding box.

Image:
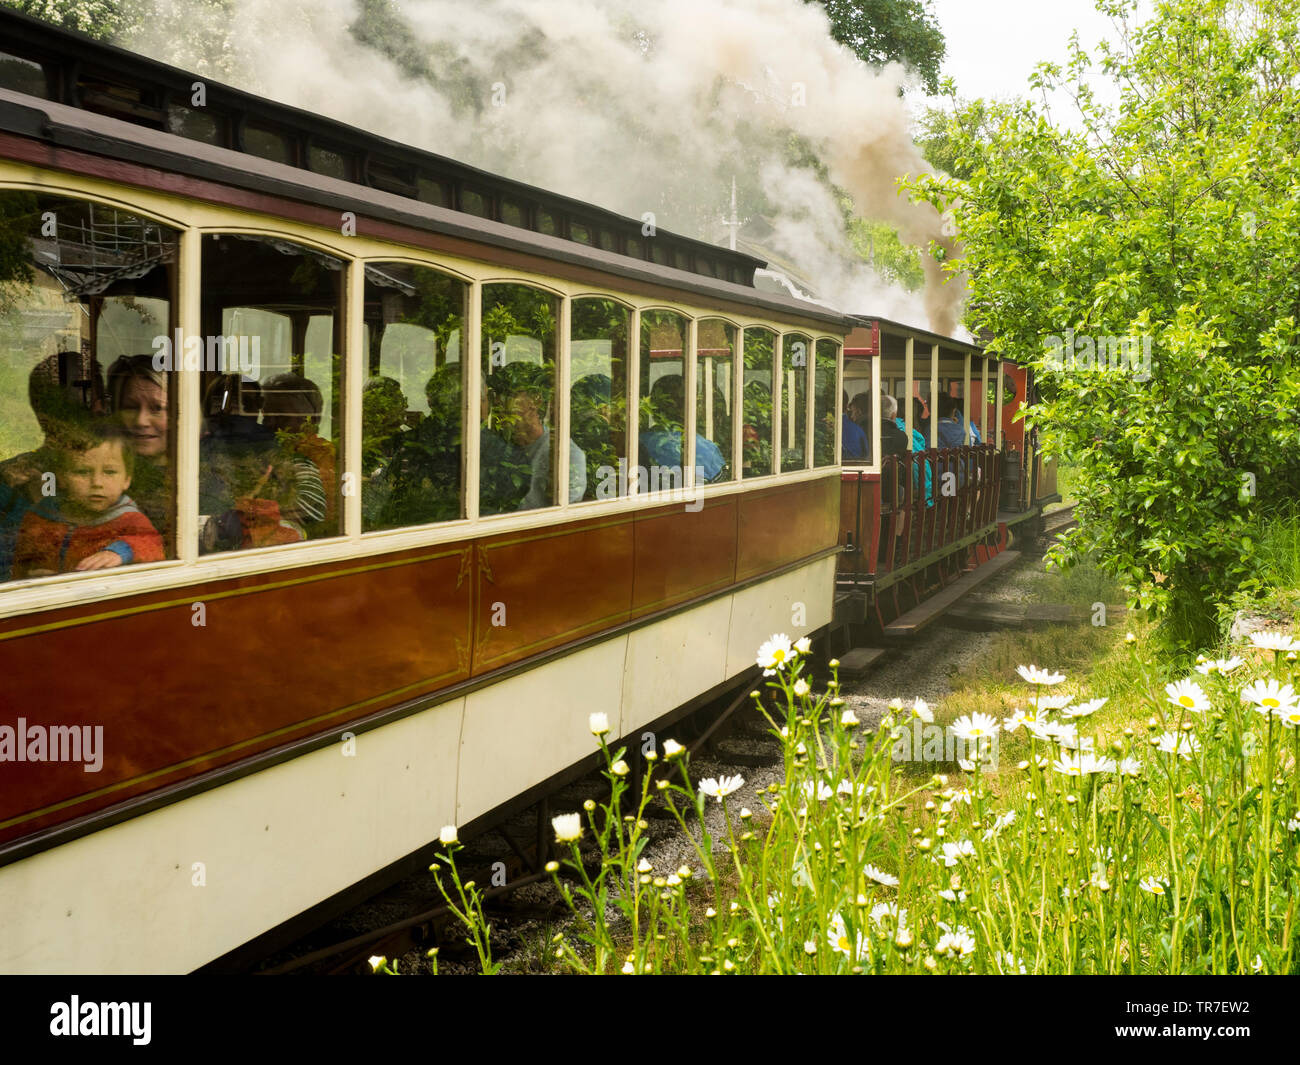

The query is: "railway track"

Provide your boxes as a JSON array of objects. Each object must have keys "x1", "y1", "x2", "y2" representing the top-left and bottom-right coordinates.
[{"x1": 1042, "y1": 504, "x2": 1077, "y2": 539}]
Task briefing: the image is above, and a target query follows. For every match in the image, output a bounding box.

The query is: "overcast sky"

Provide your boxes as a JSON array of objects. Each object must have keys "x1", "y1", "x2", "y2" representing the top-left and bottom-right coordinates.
[{"x1": 918, "y1": 0, "x2": 1156, "y2": 117}]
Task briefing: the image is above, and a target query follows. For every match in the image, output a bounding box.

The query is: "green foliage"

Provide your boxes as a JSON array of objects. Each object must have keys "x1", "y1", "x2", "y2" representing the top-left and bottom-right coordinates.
[
  {"x1": 909, "y1": 0, "x2": 1300, "y2": 650},
  {"x1": 807, "y1": 0, "x2": 946, "y2": 94},
  {"x1": 846, "y1": 215, "x2": 924, "y2": 291}
]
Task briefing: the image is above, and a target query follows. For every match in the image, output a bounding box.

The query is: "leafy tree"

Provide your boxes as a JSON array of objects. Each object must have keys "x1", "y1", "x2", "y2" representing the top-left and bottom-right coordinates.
[
  {"x1": 807, "y1": 0, "x2": 946, "y2": 94},
  {"x1": 911, "y1": 0, "x2": 1300, "y2": 648}
]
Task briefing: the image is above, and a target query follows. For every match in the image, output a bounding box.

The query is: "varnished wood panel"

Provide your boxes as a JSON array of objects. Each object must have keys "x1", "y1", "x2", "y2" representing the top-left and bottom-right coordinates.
[{"x1": 631, "y1": 496, "x2": 737, "y2": 618}]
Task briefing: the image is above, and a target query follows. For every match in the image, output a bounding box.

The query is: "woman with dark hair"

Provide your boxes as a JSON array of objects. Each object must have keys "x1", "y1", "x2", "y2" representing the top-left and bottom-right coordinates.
[{"x1": 107, "y1": 355, "x2": 171, "y2": 540}]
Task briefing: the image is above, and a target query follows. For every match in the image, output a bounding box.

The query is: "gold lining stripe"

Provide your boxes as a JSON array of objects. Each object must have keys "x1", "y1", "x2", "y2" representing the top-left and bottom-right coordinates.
[
  {"x1": 0, "y1": 547, "x2": 463, "y2": 642},
  {"x1": 0, "y1": 669, "x2": 463, "y2": 831}
]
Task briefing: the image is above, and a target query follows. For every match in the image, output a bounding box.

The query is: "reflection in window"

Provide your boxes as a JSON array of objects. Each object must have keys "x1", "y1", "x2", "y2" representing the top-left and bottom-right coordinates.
[
  {"x1": 742, "y1": 327, "x2": 775, "y2": 479},
  {"x1": 198, "y1": 234, "x2": 343, "y2": 554},
  {"x1": 480, "y1": 284, "x2": 577, "y2": 514},
  {"x1": 0, "y1": 192, "x2": 179, "y2": 583},
  {"x1": 361, "y1": 263, "x2": 467, "y2": 532},
  {"x1": 570, "y1": 298, "x2": 629, "y2": 501},
  {"x1": 813, "y1": 338, "x2": 838, "y2": 466},
  {"x1": 638, "y1": 310, "x2": 692, "y2": 494},
  {"x1": 781, "y1": 334, "x2": 809, "y2": 472},
  {"x1": 696, "y1": 319, "x2": 735, "y2": 483}
]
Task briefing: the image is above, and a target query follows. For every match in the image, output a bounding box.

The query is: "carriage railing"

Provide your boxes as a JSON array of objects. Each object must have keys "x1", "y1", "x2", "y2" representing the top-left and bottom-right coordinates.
[{"x1": 873, "y1": 443, "x2": 1001, "y2": 582}]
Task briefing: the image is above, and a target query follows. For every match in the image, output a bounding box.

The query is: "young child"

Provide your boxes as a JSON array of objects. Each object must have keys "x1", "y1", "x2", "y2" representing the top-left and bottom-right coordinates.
[{"x1": 12, "y1": 422, "x2": 163, "y2": 578}]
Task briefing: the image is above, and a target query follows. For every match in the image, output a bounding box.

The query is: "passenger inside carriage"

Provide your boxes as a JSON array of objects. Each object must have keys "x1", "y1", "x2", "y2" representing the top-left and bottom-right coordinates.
[
  {"x1": 843, "y1": 391, "x2": 870, "y2": 461},
  {"x1": 261, "y1": 373, "x2": 337, "y2": 538},
  {"x1": 496, "y1": 366, "x2": 586, "y2": 510},
  {"x1": 107, "y1": 355, "x2": 172, "y2": 539},
  {"x1": 638, "y1": 375, "x2": 725, "y2": 483},
  {"x1": 198, "y1": 373, "x2": 321, "y2": 552},
  {"x1": 11, "y1": 420, "x2": 163, "y2": 578},
  {"x1": 0, "y1": 352, "x2": 108, "y2": 581}
]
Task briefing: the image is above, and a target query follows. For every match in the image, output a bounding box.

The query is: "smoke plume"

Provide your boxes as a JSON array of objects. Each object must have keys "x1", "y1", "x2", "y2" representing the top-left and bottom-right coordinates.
[{"x1": 120, "y1": 0, "x2": 964, "y2": 334}]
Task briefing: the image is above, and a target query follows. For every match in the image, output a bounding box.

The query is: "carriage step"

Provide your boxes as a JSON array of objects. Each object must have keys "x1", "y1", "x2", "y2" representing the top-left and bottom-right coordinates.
[
  {"x1": 836, "y1": 646, "x2": 888, "y2": 678},
  {"x1": 883, "y1": 551, "x2": 1022, "y2": 638}
]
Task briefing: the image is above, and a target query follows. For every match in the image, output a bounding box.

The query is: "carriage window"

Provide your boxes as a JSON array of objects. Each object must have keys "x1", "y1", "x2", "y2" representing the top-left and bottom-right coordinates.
[
  {"x1": 571, "y1": 298, "x2": 629, "y2": 501},
  {"x1": 781, "y1": 334, "x2": 810, "y2": 472},
  {"x1": 0, "y1": 192, "x2": 179, "y2": 583},
  {"x1": 361, "y1": 263, "x2": 467, "y2": 532},
  {"x1": 0, "y1": 52, "x2": 48, "y2": 98},
  {"x1": 813, "y1": 338, "x2": 838, "y2": 467},
  {"x1": 569, "y1": 222, "x2": 592, "y2": 246},
  {"x1": 626, "y1": 236, "x2": 643, "y2": 260},
  {"x1": 167, "y1": 105, "x2": 225, "y2": 146},
  {"x1": 695, "y1": 319, "x2": 735, "y2": 483},
  {"x1": 742, "y1": 327, "x2": 776, "y2": 479},
  {"x1": 461, "y1": 189, "x2": 490, "y2": 218},
  {"x1": 243, "y1": 124, "x2": 294, "y2": 166},
  {"x1": 417, "y1": 178, "x2": 451, "y2": 208},
  {"x1": 198, "y1": 234, "x2": 343, "y2": 555},
  {"x1": 638, "y1": 310, "x2": 688, "y2": 494},
  {"x1": 480, "y1": 283, "x2": 567, "y2": 514},
  {"x1": 308, "y1": 145, "x2": 353, "y2": 181},
  {"x1": 500, "y1": 200, "x2": 527, "y2": 228},
  {"x1": 537, "y1": 211, "x2": 558, "y2": 237}
]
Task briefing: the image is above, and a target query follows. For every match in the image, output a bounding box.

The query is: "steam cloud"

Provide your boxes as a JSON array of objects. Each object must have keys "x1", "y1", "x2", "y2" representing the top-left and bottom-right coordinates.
[{"x1": 121, "y1": 0, "x2": 964, "y2": 334}]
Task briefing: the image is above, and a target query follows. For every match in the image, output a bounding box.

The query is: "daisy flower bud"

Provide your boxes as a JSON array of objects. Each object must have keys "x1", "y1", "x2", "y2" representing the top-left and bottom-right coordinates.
[
  {"x1": 588, "y1": 712, "x2": 610, "y2": 736},
  {"x1": 439, "y1": 825, "x2": 459, "y2": 846}
]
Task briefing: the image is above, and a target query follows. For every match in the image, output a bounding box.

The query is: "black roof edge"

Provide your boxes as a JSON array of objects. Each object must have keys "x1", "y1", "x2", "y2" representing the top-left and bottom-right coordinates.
[
  {"x1": 0, "y1": 7, "x2": 767, "y2": 275},
  {"x1": 0, "y1": 91, "x2": 852, "y2": 330}
]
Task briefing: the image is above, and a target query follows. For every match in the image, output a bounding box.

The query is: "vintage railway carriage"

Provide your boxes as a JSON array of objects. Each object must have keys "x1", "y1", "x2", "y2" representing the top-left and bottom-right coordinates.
[
  {"x1": 834, "y1": 318, "x2": 1058, "y2": 634},
  {"x1": 0, "y1": 14, "x2": 851, "y2": 973}
]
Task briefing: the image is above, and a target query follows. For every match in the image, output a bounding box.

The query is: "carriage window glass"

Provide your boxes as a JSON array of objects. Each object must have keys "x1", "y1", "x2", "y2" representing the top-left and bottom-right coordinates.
[
  {"x1": 626, "y1": 236, "x2": 643, "y2": 260},
  {"x1": 695, "y1": 319, "x2": 735, "y2": 484},
  {"x1": 781, "y1": 334, "x2": 810, "y2": 472},
  {"x1": 480, "y1": 283, "x2": 566, "y2": 515},
  {"x1": 461, "y1": 189, "x2": 489, "y2": 218},
  {"x1": 813, "y1": 338, "x2": 838, "y2": 467},
  {"x1": 649, "y1": 242, "x2": 669, "y2": 266},
  {"x1": 500, "y1": 200, "x2": 527, "y2": 228},
  {"x1": 742, "y1": 327, "x2": 775, "y2": 479},
  {"x1": 417, "y1": 177, "x2": 451, "y2": 208},
  {"x1": 0, "y1": 53, "x2": 48, "y2": 97},
  {"x1": 569, "y1": 222, "x2": 592, "y2": 246},
  {"x1": 0, "y1": 192, "x2": 179, "y2": 584},
  {"x1": 360, "y1": 263, "x2": 467, "y2": 532},
  {"x1": 198, "y1": 234, "x2": 343, "y2": 555},
  {"x1": 167, "y1": 105, "x2": 224, "y2": 146},
  {"x1": 637, "y1": 310, "x2": 688, "y2": 495},
  {"x1": 243, "y1": 124, "x2": 294, "y2": 165},
  {"x1": 571, "y1": 298, "x2": 629, "y2": 502},
  {"x1": 308, "y1": 145, "x2": 352, "y2": 181},
  {"x1": 537, "y1": 210, "x2": 557, "y2": 237},
  {"x1": 597, "y1": 229, "x2": 617, "y2": 252}
]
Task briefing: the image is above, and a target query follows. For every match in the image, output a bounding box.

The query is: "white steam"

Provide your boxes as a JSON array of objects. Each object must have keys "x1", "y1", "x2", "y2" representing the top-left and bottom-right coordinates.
[{"x1": 121, "y1": 0, "x2": 964, "y2": 333}]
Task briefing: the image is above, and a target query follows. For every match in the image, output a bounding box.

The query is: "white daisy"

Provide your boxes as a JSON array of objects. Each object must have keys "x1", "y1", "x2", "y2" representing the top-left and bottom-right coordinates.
[
  {"x1": 1165, "y1": 678, "x2": 1211, "y2": 713},
  {"x1": 662, "y1": 738, "x2": 685, "y2": 759},
  {"x1": 794, "y1": 635, "x2": 812, "y2": 654},
  {"x1": 1277, "y1": 706, "x2": 1300, "y2": 729},
  {"x1": 792, "y1": 678, "x2": 811, "y2": 698},
  {"x1": 552, "y1": 813, "x2": 583, "y2": 842},
  {"x1": 1017, "y1": 664, "x2": 1066, "y2": 685},
  {"x1": 982, "y1": 810, "x2": 1017, "y2": 840},
  {"x1": 911, "y1": 698, "x2": 934, "y2": 723},
  {"x1": 868, "y1": 901, "x2": 907, "y2": 928},
  {"x1": 1139, "y1": 876, "x2": 1169, "y2": 895},
  {"x1": 1063, "y1": 698, "x2": 1108, "y2": 718},
  {"x1": 863, "y1": 864, "x2": 899, "y2": 887},
  {"x1": 588, "y1": 712, "x2": 610, "y2": 736},
  {"x1": 698, "y1": 774, "x2": 744, "y2": 802},
  {"x1": 840, "y1": 708, "x2": 860, "y2": 727},
  {"x1": 802, "y1": 779, "x2": 834, "y2": 802},
  {"x1": 937, "y1": 888, "x2": 968, "y2": 902},
  {"x1": 1037, "y1": 694, "x2": 1075, "y2": 712},
  {"x1": 1052, "y1": 752, "x2": 1116, "y2": 777},
  {"x1": 1240, "y1": 679, "x2": 1299, "y2": 713},
  {"x1": 827, "y1": 912, "x2": 869, "y2": 961},
  {"x1": 934, "y1": 928, "x2": 976, "y2": 958},
  {"x1": 1003, "y1": 708, "x2": 1038, "y2": 732},
  {"x1": 439, "y1": 825, "x2": 459, "y2": 846},
  {"x1": 1118, "y1": 757, "x2": 1143, "y2": 777},
  {"x1": 1248, "y1": 630, "x2": 1300, "y2": 652},
  {"x1": 1155, "y1": 732, "x2": 1201, "y2": 760},
  {"x1": 837, "y1": 779, "x2": 873, "y2": 799},
  {"x1": 938, "y1": 840, "x2": 975, "y2": 867},
  {"x1": 756, "y1": 634, "x2": 794, "y2": 675},
  {"x1": 949, "y1": 712, "x2": 1000, "y2": 740}
]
